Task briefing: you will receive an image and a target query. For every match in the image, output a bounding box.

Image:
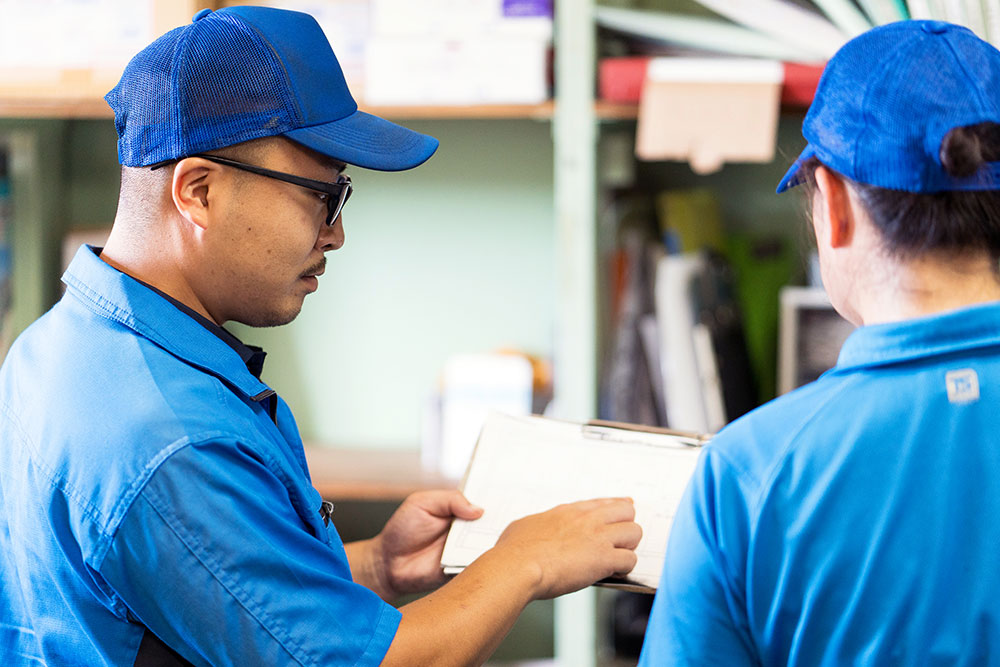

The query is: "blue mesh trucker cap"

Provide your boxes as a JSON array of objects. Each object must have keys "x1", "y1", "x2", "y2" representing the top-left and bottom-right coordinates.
[
  {"x1": 106, "y1": 6, "x2": 438, "y2": 171},
  {"x1": 777, "y1": 20, "x2": 1000, "y2": 194}
]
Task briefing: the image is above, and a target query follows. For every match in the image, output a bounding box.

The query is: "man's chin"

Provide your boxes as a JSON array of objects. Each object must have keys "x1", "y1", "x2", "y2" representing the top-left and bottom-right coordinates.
[{"x1": 235, "y1": 303, "x2": 303, "y2": 328}]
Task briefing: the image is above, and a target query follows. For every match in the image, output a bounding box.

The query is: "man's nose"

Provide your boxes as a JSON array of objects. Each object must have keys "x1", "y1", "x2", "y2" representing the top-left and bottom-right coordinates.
[{"x1": 319, "y1": 215, "x2": 345, "y2": 251}]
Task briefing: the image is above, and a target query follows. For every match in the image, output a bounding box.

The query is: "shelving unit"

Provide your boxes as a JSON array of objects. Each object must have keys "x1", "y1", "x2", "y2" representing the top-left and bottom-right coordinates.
[
  {"x1": 0, "y1": 2, "x2": 618, "y2": 664},
  {"x1": 0, "y1": 120, "x2": 68, "y2": 352},
  {"x1": 552, "y1": 4, "x2": 820, "y2": 664}
]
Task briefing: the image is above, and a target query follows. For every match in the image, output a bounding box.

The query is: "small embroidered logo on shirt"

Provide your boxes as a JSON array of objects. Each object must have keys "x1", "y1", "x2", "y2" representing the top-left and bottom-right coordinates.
[{"x1": 946, "y1": 369, "x2": 980, "y2": 404}]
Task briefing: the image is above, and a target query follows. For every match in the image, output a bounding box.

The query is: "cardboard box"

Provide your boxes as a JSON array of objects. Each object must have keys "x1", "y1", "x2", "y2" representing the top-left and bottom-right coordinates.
[
  {"x1": 365, "y1": 0, "x2": 551, "y2": 106},
  {"x1": 0, "y1": 0, "x2": 215, "y2": 103},
  {"x1": 635, "y1": 58, "x2": 783, "y2": 174}
]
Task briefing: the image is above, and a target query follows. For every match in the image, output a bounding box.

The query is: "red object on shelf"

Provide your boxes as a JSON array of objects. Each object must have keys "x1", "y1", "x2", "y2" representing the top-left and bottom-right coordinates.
[
  {"x1": 781, "y1": 62, "x2": 826, "y2": 108},
  {"x1": 597, "y1": 56, "x2": 827, "y2": 108},
  {"x1": 598, "y1": 56, "x2": 651, "y2": 103}
]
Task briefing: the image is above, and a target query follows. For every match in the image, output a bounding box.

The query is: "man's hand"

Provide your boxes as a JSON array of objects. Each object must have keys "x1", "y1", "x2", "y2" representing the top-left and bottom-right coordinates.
[
  {"x1": 381, "y1": 496, "x2": 642, "y2": 666},
  {"x1": 352, "y1": 490, "x2": 483, "y2": 601},
  {"x1": 491, "y1": 498, "x2": 642, "y2": 599}
]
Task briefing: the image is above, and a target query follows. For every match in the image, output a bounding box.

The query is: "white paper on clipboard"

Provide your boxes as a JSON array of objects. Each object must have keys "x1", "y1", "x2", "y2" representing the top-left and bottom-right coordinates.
[{"x1": 440, "y1": 413, "x2": 709, "y2": 592}]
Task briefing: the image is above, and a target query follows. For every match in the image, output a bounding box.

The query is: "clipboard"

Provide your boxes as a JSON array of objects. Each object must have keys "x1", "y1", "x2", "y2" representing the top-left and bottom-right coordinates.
[{"x1": 440, "y1": 413, "x2": 710, "y2": 592}]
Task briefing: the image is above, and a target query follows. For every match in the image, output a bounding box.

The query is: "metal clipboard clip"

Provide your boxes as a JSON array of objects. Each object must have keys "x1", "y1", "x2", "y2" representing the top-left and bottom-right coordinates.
[{"x1": 581, "y1": 419, "x2": 711, "y2": 448}]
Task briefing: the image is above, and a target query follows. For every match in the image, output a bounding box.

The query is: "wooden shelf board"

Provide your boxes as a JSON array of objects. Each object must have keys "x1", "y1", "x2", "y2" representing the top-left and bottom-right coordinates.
[
  {"x1": 303, "y1": 445, "x2": 458, "y2": 501},
  {"x1": 361, "y1": 101, "x2": 555, "y2": 120},
  {"x1": 0, "y1": 98, "x2": 807, "y2": 123},
  {"x1": 1, "y1": 98, "x2": 812, "y2": 122},
  {"x1": 595, "y1": 101, "x2": 639, "y2": 120},
  {"x1": 0, "y1": 98, "x2": 114, "y2": 119},
  {"x1": 0, "y1": 97, "x2": 557, "y2": 121}
]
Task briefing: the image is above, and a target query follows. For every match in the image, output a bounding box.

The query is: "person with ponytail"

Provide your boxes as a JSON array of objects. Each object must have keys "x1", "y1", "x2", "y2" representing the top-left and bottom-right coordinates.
[{"x1": 640, "y1": 21, "x2": 1000, "y2": 666}]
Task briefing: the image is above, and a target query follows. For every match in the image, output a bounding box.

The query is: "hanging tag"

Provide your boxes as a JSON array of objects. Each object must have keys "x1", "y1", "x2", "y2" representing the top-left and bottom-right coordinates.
[{"x1": 319, "y1": 500, "x2": 335, "y2": 527}]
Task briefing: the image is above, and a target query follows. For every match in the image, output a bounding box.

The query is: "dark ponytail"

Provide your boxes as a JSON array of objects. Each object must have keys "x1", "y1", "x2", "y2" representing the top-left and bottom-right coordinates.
[
  {"x1": 800, "y1": 122, "x2": 1000, "y2": 262},
  {"x1": 939, "y1": 123, "x2": 1000, "y2": 178}
]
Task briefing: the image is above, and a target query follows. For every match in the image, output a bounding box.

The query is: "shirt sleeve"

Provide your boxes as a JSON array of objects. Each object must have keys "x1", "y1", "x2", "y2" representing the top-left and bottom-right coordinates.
[
  {"x1": 98, "y1": 438, "x2": 400, "y2": 667},
  {"x1": 639, "y1": 445, "x2": 759, "y2": 667}
]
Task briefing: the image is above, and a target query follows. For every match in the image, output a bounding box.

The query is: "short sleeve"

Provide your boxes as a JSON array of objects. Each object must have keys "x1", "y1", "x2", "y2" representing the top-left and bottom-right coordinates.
[
  {"x1": 639, "y1": 445, "x2": 758, "y2": 666},
  {"x1": 98, "y1": 439, "x2": 400, "y2": 666}
]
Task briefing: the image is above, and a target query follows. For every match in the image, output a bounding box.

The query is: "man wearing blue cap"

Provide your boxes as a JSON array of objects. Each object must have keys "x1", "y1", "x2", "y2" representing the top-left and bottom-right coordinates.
[
  {"x1": 640, "y1": 20, "x2": 1000, "y2": 666},
  {"x1": 0, "y1": 6, "x2": 642, "y2": 665}
]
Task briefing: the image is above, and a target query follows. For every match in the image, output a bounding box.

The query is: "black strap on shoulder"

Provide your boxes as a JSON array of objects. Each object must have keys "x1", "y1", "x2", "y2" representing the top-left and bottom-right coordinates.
[{"x1": 134, "y1": 630, "x2": 196, "y2": 667}]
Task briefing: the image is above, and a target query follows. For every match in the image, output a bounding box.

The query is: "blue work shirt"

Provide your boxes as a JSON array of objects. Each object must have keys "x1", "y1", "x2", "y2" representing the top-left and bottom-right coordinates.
[
  {"x1": 0, "y1": 246, "x2": 400, "y2": 665},
  {"x1": 641, "y1": 301, "x2": 1000, "y2": 666}
]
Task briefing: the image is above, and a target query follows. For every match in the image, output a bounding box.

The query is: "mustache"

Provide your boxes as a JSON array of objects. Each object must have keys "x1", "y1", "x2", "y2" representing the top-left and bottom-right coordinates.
[{"x1": 301, "y1": 258, "x2": 326, "y2": 278}]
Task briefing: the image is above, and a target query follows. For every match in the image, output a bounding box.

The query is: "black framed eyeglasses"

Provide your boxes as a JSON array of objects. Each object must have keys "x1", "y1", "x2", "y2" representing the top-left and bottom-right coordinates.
[{"x1": 153, "y1": 153, "x2": 352, "y2": 226}]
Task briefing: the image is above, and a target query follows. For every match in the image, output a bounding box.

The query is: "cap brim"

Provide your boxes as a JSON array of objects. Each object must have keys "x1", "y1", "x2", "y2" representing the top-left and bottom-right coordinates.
[
  {"x1": 284, "y1": 109, "x2": 439, "y2": 171},
  {"x1": 776, "y1": 144, "x2": 817, "y2": 194}
]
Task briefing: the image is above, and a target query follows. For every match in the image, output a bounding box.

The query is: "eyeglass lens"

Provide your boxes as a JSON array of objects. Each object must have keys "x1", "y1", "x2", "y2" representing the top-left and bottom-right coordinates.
[{"x1": 327, "y1": 176, "x2": 352, "y2": 225}]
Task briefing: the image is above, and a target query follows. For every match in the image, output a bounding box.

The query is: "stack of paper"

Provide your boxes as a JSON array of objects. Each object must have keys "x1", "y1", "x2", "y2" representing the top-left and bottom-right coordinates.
[
  {"x1": 595, "y1": 6, "x2": 819, "y2": 62},
  {"x1": 595, "y1": 0, "x2": 1000, "y2": 57},
  {"x1": 686, "y1": 0, "x2": 851, "y2": 60}
]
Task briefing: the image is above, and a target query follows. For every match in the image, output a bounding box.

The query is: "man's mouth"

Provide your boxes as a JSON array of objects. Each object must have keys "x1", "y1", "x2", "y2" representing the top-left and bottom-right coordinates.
[{"x1": 301, "y1": 259, "x2": 326, "y2": 279}]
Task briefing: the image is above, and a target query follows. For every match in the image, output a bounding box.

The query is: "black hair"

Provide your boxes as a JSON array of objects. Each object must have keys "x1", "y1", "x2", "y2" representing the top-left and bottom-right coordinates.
[{"x1": 799, "y1": 122, "x2": 1000, "y2": 262}]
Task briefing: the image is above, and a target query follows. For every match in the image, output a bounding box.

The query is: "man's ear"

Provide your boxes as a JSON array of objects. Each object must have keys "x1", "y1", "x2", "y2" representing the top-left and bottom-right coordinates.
[
  {"x1": 170, "y1": 158, "x2": 217, "y2": 231},
  {"x1": 813, "y1": 166, "x2": 854, "y2": 248}
]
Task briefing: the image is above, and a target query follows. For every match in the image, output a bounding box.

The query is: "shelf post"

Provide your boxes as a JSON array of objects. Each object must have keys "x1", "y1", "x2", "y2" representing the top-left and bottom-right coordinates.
[{"x1": 552, "y1": 0, "x2": 601, "y2": 665}]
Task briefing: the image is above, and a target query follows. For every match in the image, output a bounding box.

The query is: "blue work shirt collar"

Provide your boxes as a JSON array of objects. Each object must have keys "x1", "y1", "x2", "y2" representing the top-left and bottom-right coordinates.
[
  {"x1": 129, "y1": 276, "x2": 267, "y2": 380},
  {"x1": 836, "y1": 300, "x2": 1000, "y2": 371},
  {"x1": 61, "y1": 245, "x2": 274, "y2": 402}
]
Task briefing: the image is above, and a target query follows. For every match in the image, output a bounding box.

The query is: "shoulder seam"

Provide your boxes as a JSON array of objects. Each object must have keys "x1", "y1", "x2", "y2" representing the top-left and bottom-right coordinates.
[
  {"x1": 92, "y1": 430, "x2": 273, "y2": 568},
  {"x1": 1, "y1": 398, "x2": 109, "y2": 530}
]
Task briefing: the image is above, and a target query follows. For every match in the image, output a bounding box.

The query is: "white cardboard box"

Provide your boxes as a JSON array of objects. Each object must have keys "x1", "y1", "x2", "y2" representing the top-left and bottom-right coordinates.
[{"x1": 364, "y1": 36, "x2": 549, "y2": 105}]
